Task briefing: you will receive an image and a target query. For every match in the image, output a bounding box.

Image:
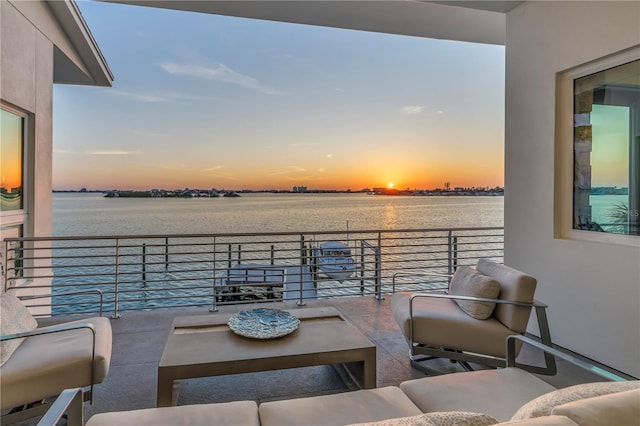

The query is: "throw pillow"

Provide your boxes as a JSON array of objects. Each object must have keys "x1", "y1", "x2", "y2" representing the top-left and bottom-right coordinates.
[
  {"x1": 347, "y1": 414, "x2": 434, "y2": 426},
  {"x1": 421, "y1": 411, "x2": 498, "y2": 426},
  {"x1": 0, "y1": 292, "x2": 38, "y2": 366},
  {"x1": 550, "y1": 388, "x2": 640, "y2": 426},
  {"x1": 511, "y1": 380, "x2": 640, "y2": 420},
  {"x1": 449, "y1": 266, "x2": 500, "y2": 320},
  {"x1": 347, "y1": 412, "x2": 498, "y2": 426}
]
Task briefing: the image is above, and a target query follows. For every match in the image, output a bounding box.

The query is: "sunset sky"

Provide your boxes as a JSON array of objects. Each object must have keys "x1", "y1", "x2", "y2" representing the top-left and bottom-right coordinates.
[{"x1": 52, "y1": 1, "x2": 506, "y2": 191}]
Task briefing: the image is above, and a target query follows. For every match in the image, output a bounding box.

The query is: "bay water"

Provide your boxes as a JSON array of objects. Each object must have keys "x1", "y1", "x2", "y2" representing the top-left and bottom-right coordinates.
[{"x1": 53, "y1": 192, "x2": 505, "y2": 236}]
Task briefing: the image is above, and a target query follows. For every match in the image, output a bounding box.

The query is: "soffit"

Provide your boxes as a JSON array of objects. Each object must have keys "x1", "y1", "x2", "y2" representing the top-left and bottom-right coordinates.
[
  {"x1": 102, "y1": 0, "x2": 509, "y2": 46},
  {"x1": 47, "y1": 0, "x2": 113, "y2": 86},
  {"x1": 424, "y1": 1, "x2": 524, "y2": 14}
]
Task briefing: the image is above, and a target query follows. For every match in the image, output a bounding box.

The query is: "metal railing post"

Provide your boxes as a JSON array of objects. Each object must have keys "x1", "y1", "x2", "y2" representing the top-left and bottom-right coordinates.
[
  {"x1": 211, "y1": 237, "x2": 218, "y2": 312},
  {"x1": 112, "y1": 239, "x2": 121, "y2": 318},
  {"x1": 360, "y1": 240, "x2": 365, "y2": 294},
  {"x1": 297, "y1": 235, "x2": 305, "y2": 306},
  {"x1": 447, "y1": 230, "x2": 453, "y2": 280},
  {"x1": 164, "y1": 237, "x2": 169, "y2": 271},
  {"x1": 375, "y1": 232, "x2": 383, "y2": 300},
  {"x1": 453, "y1": 236, "x2": 458, "y2": 273},
  {"x1": 142, "y1": 243, "x2": 147, "y2": 286}
]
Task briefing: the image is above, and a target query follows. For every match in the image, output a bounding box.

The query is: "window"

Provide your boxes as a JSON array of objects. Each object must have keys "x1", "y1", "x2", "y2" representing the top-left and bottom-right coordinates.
[
  {"x1": 572, "y1": 58, "x2": 639, "y2": 236},
  {"x1": 1, "y1": 105, "x2": 27, "y2": 287},
  {"x1": 1, "y1": 106, "x2": 25, "y2": 216}
]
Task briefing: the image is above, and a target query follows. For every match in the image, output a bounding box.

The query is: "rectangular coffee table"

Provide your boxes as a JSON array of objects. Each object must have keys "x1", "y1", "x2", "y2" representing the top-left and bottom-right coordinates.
[{"x1": 157, "y1": 306, "x2": 376, "y2": 406}]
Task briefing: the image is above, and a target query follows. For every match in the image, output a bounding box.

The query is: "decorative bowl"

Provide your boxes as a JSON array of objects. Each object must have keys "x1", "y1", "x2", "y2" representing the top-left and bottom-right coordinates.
[{"x1": 227, "y1": 308, "x2": 300, "y2": 339}]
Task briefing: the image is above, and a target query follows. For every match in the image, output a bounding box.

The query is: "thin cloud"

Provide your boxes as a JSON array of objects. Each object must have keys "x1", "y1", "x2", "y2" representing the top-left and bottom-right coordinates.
[
  {"x1": 109, "y1": 89, "x2": 167, "y2": 103},
  {"x1": 268, "y1": 166, "x2": 307, "y2": 176},
  {"x1": 108, "y1": 89, "x2": 224, "y2": 105},
  {"x1": 400, "y1": 105, "x2": 425, "y2": 115},
  {"x1": 88, "y1": 150, "x2": 141, "y2": 156},
  {"x1": 160, "y1": 62, "x2": 286, "y2": 95}
]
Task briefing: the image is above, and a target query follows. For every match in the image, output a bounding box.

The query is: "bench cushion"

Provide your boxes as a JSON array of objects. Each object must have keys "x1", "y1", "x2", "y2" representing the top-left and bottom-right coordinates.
[
  {"x1": 399, "y1": 368, "x2": 556, "y2": 422},
  {"x1": 259, "y1": 386, "x2": 422, "y2": 426},
  {"x1": 0, "y1": 316, "x2": 112, "y2": 410},
  {"x1": 87, "y1": 401, "x2": 260, "y2": 426},
  {"x1": 391, "y1": 292, "x2": 516, "y2": 358}
]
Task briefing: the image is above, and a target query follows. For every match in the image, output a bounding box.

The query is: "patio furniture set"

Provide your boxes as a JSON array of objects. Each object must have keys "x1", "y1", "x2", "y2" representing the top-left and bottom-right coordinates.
[{"x1": 1, "y1": 260, "x2": 638, "y2": 425}]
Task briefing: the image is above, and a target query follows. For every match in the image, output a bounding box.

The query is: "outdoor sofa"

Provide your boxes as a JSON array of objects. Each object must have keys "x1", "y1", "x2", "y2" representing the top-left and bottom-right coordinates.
[{"x1": 43, "y1": 335, "x2": 639, "y2": 426}]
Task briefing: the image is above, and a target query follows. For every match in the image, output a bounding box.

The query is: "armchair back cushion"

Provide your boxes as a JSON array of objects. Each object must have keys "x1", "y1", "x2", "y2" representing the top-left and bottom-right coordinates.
[
  {"x1": 0, "y1": 293, "x2": 38, "y2": 366},
  {"x1": 476, "y1": 259, "x2": 536, "y2": 333},
  {"x1": 449, "y1": 267, "x2": 500, "y2": 320}
]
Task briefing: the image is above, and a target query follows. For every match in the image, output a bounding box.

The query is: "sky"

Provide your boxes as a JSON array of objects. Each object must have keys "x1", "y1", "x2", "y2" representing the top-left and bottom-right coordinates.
[{"x1": 52, "y1": 1, "x2": 506, "y2": 191}]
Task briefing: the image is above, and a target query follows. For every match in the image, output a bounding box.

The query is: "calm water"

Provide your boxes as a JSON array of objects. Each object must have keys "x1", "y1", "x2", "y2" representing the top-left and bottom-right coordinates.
[
  {"x1": 49, "y1": 193, "x2": 504, "y2": 314},
  {"x1": 53, "y1": 192, "x2": 504, "y2": 236}
]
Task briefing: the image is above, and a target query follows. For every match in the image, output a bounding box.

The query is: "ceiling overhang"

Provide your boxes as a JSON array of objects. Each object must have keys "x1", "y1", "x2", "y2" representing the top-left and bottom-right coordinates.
[
  {"x1": 103, "y1": 0, "x2": 514, "y2": 46},
  {"x1": 48, "y1": 0, "x2": 113, "y2": 86}
]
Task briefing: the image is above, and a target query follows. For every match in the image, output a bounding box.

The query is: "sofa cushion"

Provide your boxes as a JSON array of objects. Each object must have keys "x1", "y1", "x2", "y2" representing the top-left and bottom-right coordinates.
[
  {"x1": 475, "y1": 259, "x2": 536, "y2": 333},
  {"x1": 348, "y1": 411, "x2": 498, "y2": 426},
  {"x1": 550, "y1": 388, "x2": 640, "y2": 426},
  {"x1": 0, "y1": 316, "x2": 112, "y2": 410},
  {"x1": 511, "y1": 380, "x2": 640, "y2": 421},
  {"x1": 391, "y1": 293, "x2": 520, "y2": 358},
  {"x1": 0, "y1": 293, "x2": 38, "y2": 367},
  {"x1": 259, "y1": 386, "x2": 422, "y2": 426},
  {"x1": 400, "y1": 368, "x2": 556, "y2": 422},
  {"x1": 495, "y1": 415, "x2": 579, "y2": 425},
  {"x1": 87, "y1": 400, "x2": 260, "y2": 426},
  {"x1": 449, "y1": 267, "x2": 500, "y2": 320}
]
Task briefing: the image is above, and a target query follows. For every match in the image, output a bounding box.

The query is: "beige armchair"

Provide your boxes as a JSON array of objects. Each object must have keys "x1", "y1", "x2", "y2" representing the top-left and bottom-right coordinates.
[
  {"x1": 391, "y1": 259, "x2": 556, "y2": 374},
  {"x1": 0, "y1": 292, "x2": 112, "y2": 424}
]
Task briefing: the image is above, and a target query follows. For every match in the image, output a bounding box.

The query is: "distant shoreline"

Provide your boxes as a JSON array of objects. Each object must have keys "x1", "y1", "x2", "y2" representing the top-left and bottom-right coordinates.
[{"x1": 53, "y1": 187, "x2": 506, "y2": 197}]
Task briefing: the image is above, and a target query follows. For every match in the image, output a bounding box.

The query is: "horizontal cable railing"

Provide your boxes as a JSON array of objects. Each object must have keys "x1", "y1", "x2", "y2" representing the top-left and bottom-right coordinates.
[{"x1": 2, "y1": 227, "x2": 503, "y2": 318}]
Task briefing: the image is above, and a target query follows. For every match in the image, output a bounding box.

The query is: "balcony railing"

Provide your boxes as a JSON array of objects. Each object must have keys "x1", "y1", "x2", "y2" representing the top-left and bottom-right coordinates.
[{"x1": 2, "y1": 227, "x2": 503, "y2": 318}]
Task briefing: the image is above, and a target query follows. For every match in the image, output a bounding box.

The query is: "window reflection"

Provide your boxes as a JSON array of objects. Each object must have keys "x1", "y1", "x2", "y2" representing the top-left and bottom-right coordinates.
[
  {"x1": 0, "y1": 108, "x2": 23, "y2": 212},
  {"x1": 573, "y1": 59, "x2": 640, "y2": 236}
]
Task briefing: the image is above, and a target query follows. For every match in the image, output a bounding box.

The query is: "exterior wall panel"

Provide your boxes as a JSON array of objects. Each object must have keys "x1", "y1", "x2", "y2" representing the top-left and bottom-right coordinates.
[{"x1": 505, "y1": 0, "x2": 640, "y2": 377}]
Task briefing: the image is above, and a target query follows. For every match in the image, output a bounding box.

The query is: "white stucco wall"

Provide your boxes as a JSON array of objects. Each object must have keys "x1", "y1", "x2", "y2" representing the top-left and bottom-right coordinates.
[
  {"x1": 505, "y1": 1, "x2": 640, "y2": 377},
  {"x1": 1, "y1": 1, "x2": 54, "y2": 310},
  {"x1": 1, "y1": 0, "x2": 54, "y2": 240}
]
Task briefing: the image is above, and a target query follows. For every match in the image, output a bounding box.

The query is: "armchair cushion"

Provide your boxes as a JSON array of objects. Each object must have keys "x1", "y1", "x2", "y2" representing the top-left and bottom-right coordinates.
[
  {"x1": 391, "y1": 292, "x2": 517, "y2": 358},
  {"x1": 0, "y1": 316, "x2": 112, "y2": 410},
  {"x1": 0, "y1": 293, "x2": 38, "y2": 366},
  {"x1": 510, "y1": 380, "x2": 640, "y2": 421},
  {"x1": 449, "y1": 267, "x2": 500, "y2": 320},
  {"x1": 476, "y1": 259, "x2": 536, "y2": 333}
]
